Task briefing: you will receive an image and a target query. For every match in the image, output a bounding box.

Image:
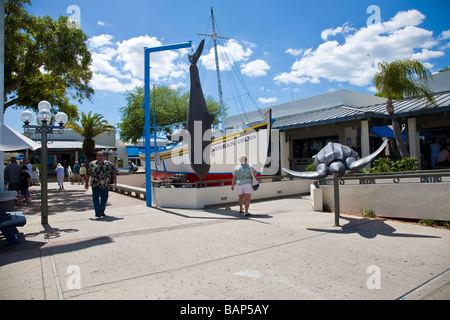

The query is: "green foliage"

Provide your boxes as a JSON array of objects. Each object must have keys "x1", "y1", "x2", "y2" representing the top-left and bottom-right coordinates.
[
  {"x1": 419, "y1": 219, "x2": 450, "y2": 229},
  {"x1": 117, "y1": 85, "x2": 222, "y2": 143},
  {"x1": 374, "y1": 59, "x2": 435, "y2": 104},
  {"x1": 368, "y1": 157, "x2": 419, "y2": 173},
  {"x1": 305, "y1": 163, "x2": 316, "y2": 172},
  {"x1": 5, "y1": 0, "x2": 93, "y2": 120},
  {"x1": 66, "y1": 112, "x2": 115, "y2": 163},
  {"x1": 374, "y1": 59, "x2": 436, "y2": 158},
  {"x1": 361, "y1": 208, "x2": 376, "y2": 218},
  {"x1": 419, "y1": 219, "x2": 435, "y2": 227}
]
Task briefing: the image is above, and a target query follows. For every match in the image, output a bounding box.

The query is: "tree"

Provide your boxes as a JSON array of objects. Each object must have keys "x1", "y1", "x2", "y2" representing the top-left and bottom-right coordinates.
[
  {"x1": 118, "y1": 85, "x2": 222, "y2": 143},
  {"x1": 374, "y1": 59, "x2": 436, "y2": 157},
  {"x1": 4, "y1": 0, "x2": 93, "y2": 120},
  {"x1": 66, "y1": 112, "x2": 115, "y2": 164}
]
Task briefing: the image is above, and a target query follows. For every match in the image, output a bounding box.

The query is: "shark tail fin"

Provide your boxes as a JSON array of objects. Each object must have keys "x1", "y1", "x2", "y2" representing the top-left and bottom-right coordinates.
[{"x1": 189, "y1": 39, "x2": 205, "y2": 65}]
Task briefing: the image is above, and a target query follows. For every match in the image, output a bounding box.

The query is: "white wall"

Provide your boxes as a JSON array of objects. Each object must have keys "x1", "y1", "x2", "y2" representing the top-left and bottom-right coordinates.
[
  {"x1": 317, "y1": 182, "x2": 450, "y2": 221},
  {"x1": 152, "y1": 179, "x2": 311, "y2": 209}
]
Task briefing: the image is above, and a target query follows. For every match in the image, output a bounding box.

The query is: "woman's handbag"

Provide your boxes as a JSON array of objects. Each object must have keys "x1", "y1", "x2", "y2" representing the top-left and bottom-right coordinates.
[{"x1": 252, "y1": 174, "x2": 260, "y2": 191}]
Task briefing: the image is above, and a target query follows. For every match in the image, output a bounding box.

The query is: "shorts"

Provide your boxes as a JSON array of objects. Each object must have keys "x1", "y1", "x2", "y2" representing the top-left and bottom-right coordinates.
[
  {"x1": 20, "y1": 188, "x2": 28, "y2": 196},
  {"x1": 236, "y1": 183, "x2": 253, "y2": 195}
]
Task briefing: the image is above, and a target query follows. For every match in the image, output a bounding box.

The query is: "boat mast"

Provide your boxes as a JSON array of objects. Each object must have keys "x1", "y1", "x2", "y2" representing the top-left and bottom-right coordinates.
[{"x1": 197, "y1": 7, "x2": 228, "y2": 128}]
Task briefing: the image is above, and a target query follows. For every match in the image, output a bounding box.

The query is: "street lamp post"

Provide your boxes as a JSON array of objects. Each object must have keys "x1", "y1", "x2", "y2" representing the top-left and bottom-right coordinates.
[{"x1": 20, "y1": 101, "x2": 68, "y2": 225}]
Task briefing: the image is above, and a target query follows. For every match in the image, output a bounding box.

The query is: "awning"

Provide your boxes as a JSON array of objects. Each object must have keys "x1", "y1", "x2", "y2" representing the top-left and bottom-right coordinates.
[
  {"x1": 126, "y1": 146, "x2": 142, "y2": 158},
  {"x1": 370, "y1": 126, "x2": 395, "y2": 138},
  {"x1": 370, "y1": 126, "x2": 407, "y2": 139},
  {"x1": 0, "y1": 124, "x2": 41, "y2": 151}
]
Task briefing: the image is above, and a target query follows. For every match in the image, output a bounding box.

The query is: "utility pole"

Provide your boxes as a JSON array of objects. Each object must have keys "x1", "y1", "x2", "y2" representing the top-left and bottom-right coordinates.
[{"x1": 197, "y1": 7, "x2": 228, "y2": 129}]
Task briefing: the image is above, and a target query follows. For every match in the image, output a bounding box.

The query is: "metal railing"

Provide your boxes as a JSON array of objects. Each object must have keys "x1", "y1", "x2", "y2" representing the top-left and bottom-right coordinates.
[
  {"x1": 315, "y1": 169, "x2": 450, "y2": 186},
  {"x1": 150, "y1": 174, "x2": 299, "y2": 189}
]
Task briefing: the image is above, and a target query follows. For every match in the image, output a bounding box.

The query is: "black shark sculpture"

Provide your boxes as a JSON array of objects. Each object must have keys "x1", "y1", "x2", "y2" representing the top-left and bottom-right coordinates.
[
  {"x1": 187, "y1": 40, "x2": 215, "y2": 179},
  {"x1": 283, "y1": 140, "x2": 388, "y2": 179}
]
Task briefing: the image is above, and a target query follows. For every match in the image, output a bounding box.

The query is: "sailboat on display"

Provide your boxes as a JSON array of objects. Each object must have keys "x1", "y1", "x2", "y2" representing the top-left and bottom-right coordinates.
[{"x1": 140, "y1": 8, "x2": 273, "y2": 184}]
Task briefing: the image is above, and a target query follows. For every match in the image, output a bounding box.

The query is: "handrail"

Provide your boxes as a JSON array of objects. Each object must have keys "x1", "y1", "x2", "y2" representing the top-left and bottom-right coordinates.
[
  {"x1": 316, "y1": 169, "x2": 450, "y2": 185},
  {"x1": 149, "y1": 169, "x2": 450, "y2": 188},
  {"x1": 151, "y1": 174, "x2": 298, "y2": 188}
]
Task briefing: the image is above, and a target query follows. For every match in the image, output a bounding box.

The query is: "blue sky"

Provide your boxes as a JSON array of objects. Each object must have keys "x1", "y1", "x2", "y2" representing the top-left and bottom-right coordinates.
[{"x1": 4, "y1": 0, "x2": 450, "y2": 136}]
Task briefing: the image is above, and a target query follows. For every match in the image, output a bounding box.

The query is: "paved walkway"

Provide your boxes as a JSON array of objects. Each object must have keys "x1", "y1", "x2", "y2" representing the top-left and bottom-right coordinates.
[{"x1": 0, "y1": 181, "x2": 449, "y2": 300}]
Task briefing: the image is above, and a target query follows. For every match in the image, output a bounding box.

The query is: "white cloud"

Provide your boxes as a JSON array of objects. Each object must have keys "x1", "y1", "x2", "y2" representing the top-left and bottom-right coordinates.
[
  {"x1": 286, "y1": 48, "x2": 304, "y2": 56},
  {"x1": 258, "y1": 97, "x2": 278, "y2": 104},
  {"x1": 241, "y1": 59, "x2": 270, "y2": 77},
  {"x1": 98, "y1": 21, "x2": 105, "y2": 26},
  {"x1": 88, "y1": 34, "x2": 114, "y2": 48},
  {"x1": 439, "y1": 29, "x2": 450, "y2": 40},
  {"x1": 200, "y1": 39, "x2": 253, "y2": 71},
  {"x1": 87, "y1": 34, "x2": 189, "y2": 93},
  {"x1": 321, "y1": 22, "x2": 355, "y2": 41},
  {"x1": 274, "y1": 9, "x2": 447, "y2": 87}
]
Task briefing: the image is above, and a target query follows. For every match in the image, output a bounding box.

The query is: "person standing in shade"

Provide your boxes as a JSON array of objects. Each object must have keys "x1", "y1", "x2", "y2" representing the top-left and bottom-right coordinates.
[
  {"x1": 85, "y1": 151, "x2": 117, "y2": 218},
  {"x1": 72, "y1": 161, "x2": 81, "y2": 184},
  {"x1": 17, "y1": 166, "x2": 31, "y2": 205},
  {"x1": 5, "y1": 157, "x2": 21, "y2": 197},
  {"x1": 430, "y1": 137, "x2": 441, "y2": 168}
]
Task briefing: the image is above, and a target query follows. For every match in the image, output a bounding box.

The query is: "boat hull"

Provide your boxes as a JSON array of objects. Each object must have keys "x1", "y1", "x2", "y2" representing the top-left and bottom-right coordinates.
[{"x1": 140, "y1": 110, "x2": 272, "y2": 184}]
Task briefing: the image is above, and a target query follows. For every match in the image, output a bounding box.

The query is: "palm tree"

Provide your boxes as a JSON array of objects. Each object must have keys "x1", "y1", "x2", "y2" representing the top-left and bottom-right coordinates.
[
  {"x1": 374, "y1": 59, "x2": 436, "y2": 157},
  {"x1": 66, "y1": 111, "x2": 115, "y2": 163}
]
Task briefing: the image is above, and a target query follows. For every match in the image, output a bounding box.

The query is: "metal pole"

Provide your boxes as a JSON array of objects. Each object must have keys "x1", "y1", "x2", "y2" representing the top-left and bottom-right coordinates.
[
  {"x1": 153, "y1": 84, "x2": 157, "y2": 151},
  {"x1": 144, "y1": 49, "x2": 152, "y2": 207},
  {"x1": 210, "y1": 7, "x2": 224, "y2": 126},
  {"x1": 0, "y1": 0, "x2": 5, "y2": 192},
  {"x1": 143, "y1": 41, "x2": 191, "y2": 207},
  {"x1": 41, "y1": 124, "x2": 48, "y2": 225},
  {"x1": 333, "y1": 176, "x2": 340, "y2": 226}
]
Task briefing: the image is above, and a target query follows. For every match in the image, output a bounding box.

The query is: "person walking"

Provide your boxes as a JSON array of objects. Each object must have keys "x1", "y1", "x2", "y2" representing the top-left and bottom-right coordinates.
[
  {"x1": 85, "y1": 151, "x2": 117, "y2": 218},
  {"x1": 231, "y1": 154, "x2": 257, "y2": 216},
  {"x1": 55, "y1": 163, "x2": 65, "y2": 190}
]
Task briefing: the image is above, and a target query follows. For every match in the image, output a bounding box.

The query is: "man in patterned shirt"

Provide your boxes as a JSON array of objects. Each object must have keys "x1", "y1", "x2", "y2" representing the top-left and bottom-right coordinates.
[{"x1": 85, "y1": 151, "x2": 117, "y2": 218}]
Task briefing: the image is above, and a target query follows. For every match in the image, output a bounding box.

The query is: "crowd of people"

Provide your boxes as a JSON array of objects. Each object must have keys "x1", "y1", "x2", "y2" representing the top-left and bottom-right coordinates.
[
  {"x1": 4, "y1": 152, "x2": 120, "y2": 218},
  {"x1": 4, "y1": 157, "x2": 33, "y2": 206}
]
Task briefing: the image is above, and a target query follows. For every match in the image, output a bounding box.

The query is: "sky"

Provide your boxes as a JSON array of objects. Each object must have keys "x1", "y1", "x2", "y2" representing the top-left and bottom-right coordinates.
[{"x1": 4, "y1": 0, "x2": 450, "y2": 136}]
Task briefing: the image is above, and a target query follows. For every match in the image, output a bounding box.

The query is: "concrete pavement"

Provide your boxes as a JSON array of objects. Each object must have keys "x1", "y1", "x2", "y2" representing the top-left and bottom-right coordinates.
[{"x1": 0, "y1": 181, "x2": 449, "y2": 300}]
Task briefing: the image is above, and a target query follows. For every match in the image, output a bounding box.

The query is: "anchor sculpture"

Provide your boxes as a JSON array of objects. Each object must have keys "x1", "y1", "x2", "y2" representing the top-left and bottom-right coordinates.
[{"x1": 283, "y1": 140, "x2": 388, "y2": 179}]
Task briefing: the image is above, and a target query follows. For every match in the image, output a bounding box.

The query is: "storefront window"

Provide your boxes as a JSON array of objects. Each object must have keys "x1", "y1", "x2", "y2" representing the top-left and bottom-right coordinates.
[{"x1": 293, "y1": 136, "x2": 339, "y2": 158}]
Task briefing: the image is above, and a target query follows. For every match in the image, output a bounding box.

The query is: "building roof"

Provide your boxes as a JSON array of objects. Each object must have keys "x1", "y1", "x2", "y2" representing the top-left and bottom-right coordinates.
[
  {"x1": 272, "y1": 91, "x2": 450, "y2": 130},
  {"x1": 39, "y1": 141, "x2": 116, "y2": 151},
  {"x1": 224, "y1": 89, "x2": 387, "y2": 129}
]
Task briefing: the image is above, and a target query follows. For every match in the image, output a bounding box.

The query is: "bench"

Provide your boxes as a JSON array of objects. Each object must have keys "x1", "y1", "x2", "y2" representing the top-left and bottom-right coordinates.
[
  {"x1": 110, "y1": 183, "x2": 146, "y2": 200},
  {"x1": 0, "y1": 207, "x2": 27, "y2": 245}
]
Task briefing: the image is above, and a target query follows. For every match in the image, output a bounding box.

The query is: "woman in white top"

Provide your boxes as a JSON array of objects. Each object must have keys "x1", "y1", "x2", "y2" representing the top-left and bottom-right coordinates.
[{"x1": 55, "y1": 163, "x2": 65, "y2": 190}]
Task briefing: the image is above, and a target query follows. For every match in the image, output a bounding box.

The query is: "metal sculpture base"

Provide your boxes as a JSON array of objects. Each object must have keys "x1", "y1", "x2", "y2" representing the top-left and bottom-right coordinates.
[{"x1": 334, "y1": 177, "x2": 340, "y2": 226}]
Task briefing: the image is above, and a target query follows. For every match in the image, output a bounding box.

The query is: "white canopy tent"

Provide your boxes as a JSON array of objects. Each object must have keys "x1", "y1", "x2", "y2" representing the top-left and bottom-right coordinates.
[
  {"x1": 0, "y1": 123, "x2": 41, "y2": 151},
  {"x1": 1, "y1": 124, "x2": 41, "y2": 192}
]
